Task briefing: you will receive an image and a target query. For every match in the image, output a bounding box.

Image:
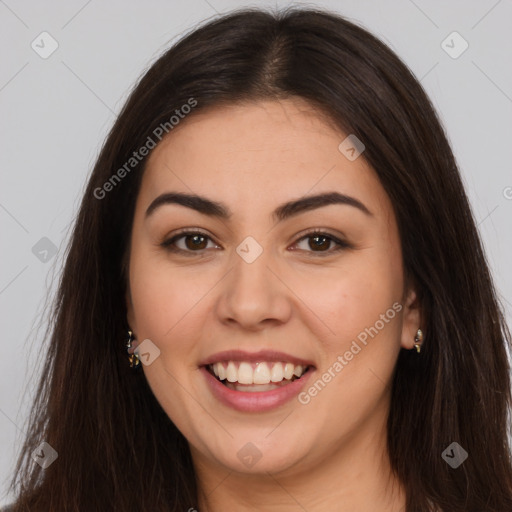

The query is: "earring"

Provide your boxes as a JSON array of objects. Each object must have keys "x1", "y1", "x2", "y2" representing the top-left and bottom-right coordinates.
[
  {"x1": 126, "y1": 330, "x2": 141, "y2": 368},
  {"x1": 414, "y1": 328, "x2": 423, "y2": 353}
]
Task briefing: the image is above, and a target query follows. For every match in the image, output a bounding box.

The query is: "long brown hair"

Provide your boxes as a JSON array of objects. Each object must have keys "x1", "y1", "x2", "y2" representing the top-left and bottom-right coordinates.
[{"x1": 6, "y1": 7, "x2": 512, "y2": 511}]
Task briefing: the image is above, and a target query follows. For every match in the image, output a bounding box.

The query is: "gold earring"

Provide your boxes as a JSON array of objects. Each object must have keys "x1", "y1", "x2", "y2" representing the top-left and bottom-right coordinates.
[
  {"x1": 126, "y1": 330, "x2": 141, "y2": 368},
  {"x1": 414, "y1": 328, "x2": 423, "y2": 353}
]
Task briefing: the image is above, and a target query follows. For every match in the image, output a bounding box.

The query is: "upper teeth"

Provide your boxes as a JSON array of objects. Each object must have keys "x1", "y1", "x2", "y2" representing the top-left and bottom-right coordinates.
[{"x1": 210, "y1": 361, "x2": 307, "y2": 385}]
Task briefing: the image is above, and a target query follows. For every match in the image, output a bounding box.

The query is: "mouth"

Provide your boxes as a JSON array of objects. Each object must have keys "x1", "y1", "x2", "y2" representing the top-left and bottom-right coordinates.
[
  {"x1": 200, "y1": 351, "x2": 316, "y2": 412},
  {"x1": 205, "y1": 360, "x2": 313, "y2": 392}
]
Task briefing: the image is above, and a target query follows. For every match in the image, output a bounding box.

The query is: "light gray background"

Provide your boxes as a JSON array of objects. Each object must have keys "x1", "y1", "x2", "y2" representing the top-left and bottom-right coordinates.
[{"x1": 1, "y1": 0, "x2": 511, "y2": 504}]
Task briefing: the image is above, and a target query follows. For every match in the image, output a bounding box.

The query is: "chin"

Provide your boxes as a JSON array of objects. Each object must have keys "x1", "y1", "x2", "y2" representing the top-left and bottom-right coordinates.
[{"x1": 195, "y1": 428, "x2": 311, "y2": 476}]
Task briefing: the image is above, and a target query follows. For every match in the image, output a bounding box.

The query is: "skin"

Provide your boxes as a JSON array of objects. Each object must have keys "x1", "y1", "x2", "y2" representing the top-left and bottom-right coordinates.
[{"x1": 125, "y1": 98, "x2": 422, "y2": 511}]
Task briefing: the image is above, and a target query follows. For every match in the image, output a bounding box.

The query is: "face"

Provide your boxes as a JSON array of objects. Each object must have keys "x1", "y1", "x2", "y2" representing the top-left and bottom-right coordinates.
[{"x1": 126, "y1": 98, "x2": 420, "y2": 477}]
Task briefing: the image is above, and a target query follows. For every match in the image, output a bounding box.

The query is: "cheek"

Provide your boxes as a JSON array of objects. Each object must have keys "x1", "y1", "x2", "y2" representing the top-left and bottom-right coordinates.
[
  {"x1": 128, "y1": 252, "x2": 209, "y2": 422},
  {"x1": 294, "y1": 251, "x2": 402, "y2": 352},
  {"x1": 129, "y1": 249, "x2": 217, "y2": 355},
  {"x1": 295, "y1": 253, "x2": 403, "y2": 427}
]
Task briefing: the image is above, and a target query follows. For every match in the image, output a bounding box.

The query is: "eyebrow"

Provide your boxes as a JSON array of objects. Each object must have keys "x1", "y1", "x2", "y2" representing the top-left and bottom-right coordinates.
[{"x1": 145, "y1": 191, "x2": 373, "y2": 222}]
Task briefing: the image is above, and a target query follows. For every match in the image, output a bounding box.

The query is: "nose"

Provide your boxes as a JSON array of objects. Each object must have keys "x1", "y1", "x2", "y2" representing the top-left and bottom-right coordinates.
[{"x1": 214, "y1": 244, "x2": 292, "y2": 331}]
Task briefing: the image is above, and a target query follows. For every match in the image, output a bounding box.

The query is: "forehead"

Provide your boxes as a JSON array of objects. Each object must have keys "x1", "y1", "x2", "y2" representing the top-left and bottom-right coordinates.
[{"x1": 138, "y1": 98, "x2": 390, "y2": 221}]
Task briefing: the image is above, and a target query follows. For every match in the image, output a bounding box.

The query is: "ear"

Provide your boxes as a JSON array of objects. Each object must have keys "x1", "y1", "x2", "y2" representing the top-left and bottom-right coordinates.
[
  {"x1": 125, "y1": 284, "x2": 137, "y2": 338},
  {"x1": 400, "y1": 281, "x2": 422, "y2": 350}
]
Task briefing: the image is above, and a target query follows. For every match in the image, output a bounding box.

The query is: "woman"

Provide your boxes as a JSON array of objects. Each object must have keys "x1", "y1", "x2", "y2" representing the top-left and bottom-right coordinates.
[{"x1": 4, "y1": 6, "x2": 512, "y2": 511}]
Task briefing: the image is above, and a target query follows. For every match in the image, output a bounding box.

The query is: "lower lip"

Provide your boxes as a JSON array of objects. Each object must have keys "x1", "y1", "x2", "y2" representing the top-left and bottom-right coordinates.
[{"x1": 201, "y1": 366, "x2": 314, "y2": 412}]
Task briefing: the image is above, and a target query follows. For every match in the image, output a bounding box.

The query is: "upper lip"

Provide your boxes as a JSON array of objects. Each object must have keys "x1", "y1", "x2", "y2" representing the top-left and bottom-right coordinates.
[{"x1": 199, "y1": 349, "x2": 316, "y2": 368}]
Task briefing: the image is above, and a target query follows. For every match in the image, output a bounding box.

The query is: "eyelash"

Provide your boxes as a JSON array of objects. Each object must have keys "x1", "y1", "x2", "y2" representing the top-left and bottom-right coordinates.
[{"x1": 160, "y1": 228, "x2": 351, "y2": 257}]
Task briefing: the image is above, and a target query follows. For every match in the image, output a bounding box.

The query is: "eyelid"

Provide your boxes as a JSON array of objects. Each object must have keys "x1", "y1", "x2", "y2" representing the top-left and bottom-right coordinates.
[
  {"x1": 290, "y1": 228, "x2": 351, "y2": 255},
  {"x1": 293, "y1": 227, "x2": 348, "y2": 244},
  {"x1": 160, "y1": 227, "x2": 350, "y2": 255},
  {"x1": 160, "y1": 227, "x2": 220, "y2": 252}
]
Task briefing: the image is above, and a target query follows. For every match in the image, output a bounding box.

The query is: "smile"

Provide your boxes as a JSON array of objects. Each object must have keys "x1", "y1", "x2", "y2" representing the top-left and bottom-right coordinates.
[
  {"x1": 200, "y1": 350, "x2": 316, "y2": 412},
  {"x1": 207, "y1": 361, "x2": 309, "y2": 391}
]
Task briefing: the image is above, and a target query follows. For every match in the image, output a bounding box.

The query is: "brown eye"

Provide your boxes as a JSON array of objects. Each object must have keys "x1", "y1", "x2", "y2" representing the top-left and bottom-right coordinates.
[
  {"x1": 308, "y1": 234, "x2": 331, "y2": 251},
  {"x1": 161, "y1": 229, "x2": 349, "y2": 257},
  {"x1": 183, "y1": 234, "x2": 208, "y2": 250},
  {"x1": 161, "y1": 230, "x2": 218, "y2": 254},
  {"x1": 292, "y1": 231, "x2": 350, "y2": 255}
]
